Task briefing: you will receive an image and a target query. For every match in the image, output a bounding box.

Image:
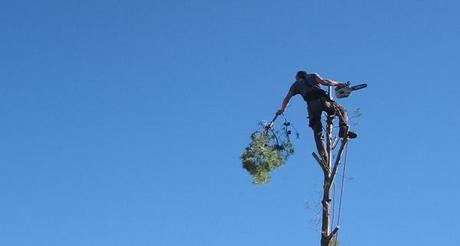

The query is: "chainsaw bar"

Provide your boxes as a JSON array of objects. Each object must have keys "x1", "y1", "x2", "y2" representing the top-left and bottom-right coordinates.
[
  {"x1": 335, "y1": 83, "x2": 367, "y2": 98},
  {"x1": 350, "y1": 83, "x2": 367, "y2": 91}
]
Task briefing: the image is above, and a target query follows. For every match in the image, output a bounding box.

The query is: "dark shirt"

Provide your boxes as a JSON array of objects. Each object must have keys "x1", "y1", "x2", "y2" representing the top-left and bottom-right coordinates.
[{"x1": 289, "y1": 73, "x2": 326, "y2": 102}]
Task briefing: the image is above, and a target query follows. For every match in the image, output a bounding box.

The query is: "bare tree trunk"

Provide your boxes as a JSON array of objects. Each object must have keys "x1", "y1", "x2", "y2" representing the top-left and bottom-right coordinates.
[
  {"x1": 320, "y1": 175, "x2": 332, "y2": 246},
  {"x1": 314, "y1": 88, "x2": 348, "y2": 246},
  {"x1": 320, "y1": 115, "x2": 334, "y2": 246},
  {"x1": 317, "y1": 135, "x2": 348, "y2": 246}
]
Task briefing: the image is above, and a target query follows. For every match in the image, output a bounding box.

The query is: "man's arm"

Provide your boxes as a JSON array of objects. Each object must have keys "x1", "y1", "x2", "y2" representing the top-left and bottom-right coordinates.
[
  {"x1": 314, "y1": 74, "x2": 346, "y2": 87},
  {"x1": 276, "y1": 90, "x2": 294, "y2": 115}
]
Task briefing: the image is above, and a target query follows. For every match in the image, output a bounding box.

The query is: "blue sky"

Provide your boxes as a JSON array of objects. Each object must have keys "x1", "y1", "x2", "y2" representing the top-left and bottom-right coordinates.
[{"x1": 1, "y1": 0, "x2": 460, "y2": 245}]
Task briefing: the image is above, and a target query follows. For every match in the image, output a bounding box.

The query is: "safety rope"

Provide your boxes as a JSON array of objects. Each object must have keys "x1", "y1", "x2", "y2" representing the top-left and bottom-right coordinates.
[
  {"x1": 335, "y1": 143, "x2": 350, "y2": 241},
  {"x1": 331, "y1": 176, "x2": 336, "y2": 226}
]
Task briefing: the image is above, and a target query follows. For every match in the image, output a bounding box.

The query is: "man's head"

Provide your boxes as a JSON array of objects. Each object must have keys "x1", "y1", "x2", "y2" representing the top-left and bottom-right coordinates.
[{"x1": 296, "y1": 70, "x2": 308, "y2": 81}]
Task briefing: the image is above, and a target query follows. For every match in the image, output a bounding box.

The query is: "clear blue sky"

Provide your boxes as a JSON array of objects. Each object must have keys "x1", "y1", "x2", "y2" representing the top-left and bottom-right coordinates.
[{"x1": 1, "y1": 0, "x2": 459, "y2": 245}]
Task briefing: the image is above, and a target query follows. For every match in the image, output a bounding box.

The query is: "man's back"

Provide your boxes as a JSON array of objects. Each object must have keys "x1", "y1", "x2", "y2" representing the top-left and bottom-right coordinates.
[{"x1": 289, "y1": 73, "x2": 325, "y2": 102}]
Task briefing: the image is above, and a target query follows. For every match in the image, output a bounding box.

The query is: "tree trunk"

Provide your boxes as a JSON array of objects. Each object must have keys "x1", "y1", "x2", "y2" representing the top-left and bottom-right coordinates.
[
  {"x1": 320, "y1": 175, "x2": 333, "y2": 246},
  {"x1": 317, "y1": 89, "x2": 348, "y2": 246}
]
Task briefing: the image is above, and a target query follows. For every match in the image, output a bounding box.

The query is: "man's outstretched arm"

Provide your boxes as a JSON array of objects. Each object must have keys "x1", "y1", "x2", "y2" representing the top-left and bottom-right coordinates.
[
  {"x1": 314, "y1": 74, "x2": 346, "y2": 87},
  {"x1": 276, "y1": 91, "x2": 294, "y2": 115}
]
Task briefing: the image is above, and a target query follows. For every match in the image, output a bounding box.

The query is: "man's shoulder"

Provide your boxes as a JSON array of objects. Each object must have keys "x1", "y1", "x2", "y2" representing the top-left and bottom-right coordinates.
[
  {"x1": 289, "y1": 80, "x2": 303, "y2": 93},
  {"x1": 309, "y1": 72, "x2": 321, "y2": 78}
]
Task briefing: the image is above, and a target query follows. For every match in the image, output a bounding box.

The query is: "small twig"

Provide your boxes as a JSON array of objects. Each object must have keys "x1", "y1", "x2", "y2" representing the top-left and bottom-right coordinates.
[{"x1": 328, "y1": 226, "x2": 340, "y2": 240}]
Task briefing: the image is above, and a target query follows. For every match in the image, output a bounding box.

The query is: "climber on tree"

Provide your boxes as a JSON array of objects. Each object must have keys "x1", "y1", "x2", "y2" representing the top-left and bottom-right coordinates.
[{"x1": 276, "y1": 70, "x2": 357, "y2": 160}]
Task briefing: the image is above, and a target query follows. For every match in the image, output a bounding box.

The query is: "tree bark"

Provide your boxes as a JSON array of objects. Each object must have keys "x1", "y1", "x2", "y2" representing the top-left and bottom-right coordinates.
[
  {"x1": 319, "y1": 114, "x2": 348, "y2": 246},
  {"x1": 320, "y1": 175, "x2": 332, "y2": 246}
]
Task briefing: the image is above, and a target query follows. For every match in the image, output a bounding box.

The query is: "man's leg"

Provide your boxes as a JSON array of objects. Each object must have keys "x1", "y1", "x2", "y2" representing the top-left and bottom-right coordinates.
[
  {"x1": 325, "y1": 100, "x2": 357, "y2": 139},
  {"x1": 331, "y1": 102, "x2": 348, "y2": 127},
  {"x1": 308, "y1": 100, "x2": 327, "y2": 159}
]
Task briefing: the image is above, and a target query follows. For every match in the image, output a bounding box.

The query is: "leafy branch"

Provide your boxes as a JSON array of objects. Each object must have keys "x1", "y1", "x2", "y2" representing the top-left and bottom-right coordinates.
[{"x1": 241, "y1": 121, "x2": 297, "y2": 185}]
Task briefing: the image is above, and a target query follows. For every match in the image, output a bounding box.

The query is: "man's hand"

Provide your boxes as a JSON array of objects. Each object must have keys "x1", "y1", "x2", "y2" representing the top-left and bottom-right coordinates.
[
  {"x1": 277, "y1": 90, "x2": 292, "y2": 116},
  {"x1": 318, "y1": 75, "x2": 347, "y2": 88},
  {"x1": 336, "y1": 83, "x2": 347, "y2": 88}
]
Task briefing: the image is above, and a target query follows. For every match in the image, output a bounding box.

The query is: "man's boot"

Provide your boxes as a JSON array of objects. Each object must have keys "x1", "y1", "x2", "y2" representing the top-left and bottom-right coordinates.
[{"x1": 339, "y1": 125, "x2": 358, "y2": 139}]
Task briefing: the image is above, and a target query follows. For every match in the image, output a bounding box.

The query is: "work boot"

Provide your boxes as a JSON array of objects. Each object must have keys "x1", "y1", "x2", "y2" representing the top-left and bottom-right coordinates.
[
  {"x1": 347, "y1": 131, "x2": 358, "y2": 139},
  {"x1": 339, "y1": 125, "x2": 358, "y2": 139}
]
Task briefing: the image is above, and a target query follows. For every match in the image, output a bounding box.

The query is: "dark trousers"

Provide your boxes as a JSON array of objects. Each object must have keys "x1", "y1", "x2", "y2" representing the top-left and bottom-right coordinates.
[{"x1": 307, "y1": 97, "x2": 349, "y2": 158}]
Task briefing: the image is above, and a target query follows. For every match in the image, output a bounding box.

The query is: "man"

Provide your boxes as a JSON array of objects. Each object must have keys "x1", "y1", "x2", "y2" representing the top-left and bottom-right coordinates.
[{"x1": 276, "y1": 70, "x2": 357, "y2": 160}]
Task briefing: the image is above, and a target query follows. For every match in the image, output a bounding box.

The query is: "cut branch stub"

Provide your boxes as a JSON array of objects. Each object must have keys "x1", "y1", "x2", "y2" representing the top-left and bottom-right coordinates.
[
  {"x1": 312, "y1": 152, "x2": 328, "y2": 174},
  {"x1": 330, "y1": 138, "x2": 348, "y2": 180}
]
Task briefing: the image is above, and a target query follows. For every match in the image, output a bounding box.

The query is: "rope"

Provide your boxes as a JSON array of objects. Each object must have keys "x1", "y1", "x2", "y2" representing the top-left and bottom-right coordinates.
[
  {"x1": 331, "y1": 176, "x2": 336, "y2": 226},
  {"x1": 335, "y1": 143, "x2": 350, "y2": 241}
]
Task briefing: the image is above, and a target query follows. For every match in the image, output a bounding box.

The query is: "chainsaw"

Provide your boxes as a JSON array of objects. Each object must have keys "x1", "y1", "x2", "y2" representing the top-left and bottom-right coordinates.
[{"x1": 335, "y1": 82, "x2": 367, "y2": 98}]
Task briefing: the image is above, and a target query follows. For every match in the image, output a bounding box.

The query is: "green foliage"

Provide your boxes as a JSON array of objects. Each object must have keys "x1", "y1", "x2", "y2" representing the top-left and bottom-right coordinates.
[{"x1": 241, "y1": 123, "x2": 296, "y2": 185}]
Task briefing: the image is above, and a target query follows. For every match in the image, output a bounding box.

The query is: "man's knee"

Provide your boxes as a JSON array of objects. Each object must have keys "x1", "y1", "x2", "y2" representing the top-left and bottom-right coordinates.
[
  {"x1": 332, "y1": 103, "x2": 348, "y2": 122},
  {"x1": 331, "y1": 102, "x2": 345, "y2": 112}
]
